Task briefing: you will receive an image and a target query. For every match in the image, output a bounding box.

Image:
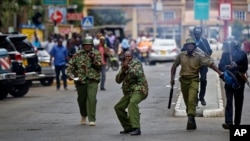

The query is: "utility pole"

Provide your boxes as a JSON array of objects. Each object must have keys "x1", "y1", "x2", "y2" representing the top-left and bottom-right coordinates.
[{"x1": 153, "y1": 0, "x2": 157, "y2": 39}]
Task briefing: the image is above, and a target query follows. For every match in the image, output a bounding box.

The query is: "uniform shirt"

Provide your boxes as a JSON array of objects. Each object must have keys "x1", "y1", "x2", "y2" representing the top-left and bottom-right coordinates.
[
  {"x1": 66, "y1": 49, "x2": 102, "y2": 84},
  {"x1": 173, "y1": 49, "x2": 213, "y2": 78},
  {"x1": 116, "y1": 59, "x2": 148, "y2": 96},
  {"x1": 50, "y1": 45, "x2": 68, "y2": 66}
]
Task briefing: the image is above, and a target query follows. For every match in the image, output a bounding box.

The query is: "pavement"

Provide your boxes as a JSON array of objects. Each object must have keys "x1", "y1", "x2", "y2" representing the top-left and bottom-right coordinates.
[{"x1": 174, "y1": 70, "x2": 225, "y2": 117}]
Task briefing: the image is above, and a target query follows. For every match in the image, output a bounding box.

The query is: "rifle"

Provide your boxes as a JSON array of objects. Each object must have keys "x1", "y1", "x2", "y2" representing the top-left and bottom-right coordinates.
[{"x1": 168, "y1": 85, "x2": 174, "y2": 109}]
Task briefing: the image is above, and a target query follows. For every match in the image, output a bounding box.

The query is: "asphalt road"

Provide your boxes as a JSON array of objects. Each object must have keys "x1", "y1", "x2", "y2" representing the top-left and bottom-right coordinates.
[{"x1": 0, "y1": 61, "x2": 249, "y2": 141}]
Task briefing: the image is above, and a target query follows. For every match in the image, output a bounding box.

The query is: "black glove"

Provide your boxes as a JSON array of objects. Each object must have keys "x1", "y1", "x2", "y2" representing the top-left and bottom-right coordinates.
[{"x1": 219, "y1": 73, "x2": 225, "y2": 82}]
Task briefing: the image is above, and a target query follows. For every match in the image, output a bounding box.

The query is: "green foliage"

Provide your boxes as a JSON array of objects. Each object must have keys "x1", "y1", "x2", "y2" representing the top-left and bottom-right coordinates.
[
  {"x1": 231, "y1": 20, "x2": 244, "y2": 41},
  {"x1": 68, "y1": 0, "x2": 84, "y2": 12},
  {"x1": 88, "y1": 9, "x2": 131, "y2": 26}
]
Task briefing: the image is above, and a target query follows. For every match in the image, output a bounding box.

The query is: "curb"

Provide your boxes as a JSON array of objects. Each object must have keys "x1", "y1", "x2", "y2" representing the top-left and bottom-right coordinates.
[{"x1": 174, "y1": 74, "x2": 224, "y2": 117}]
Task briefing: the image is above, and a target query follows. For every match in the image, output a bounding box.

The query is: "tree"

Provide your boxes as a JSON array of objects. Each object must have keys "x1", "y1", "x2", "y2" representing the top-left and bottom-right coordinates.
[{"x1": 88, "y1": 9, "x2": 131, "y2": 26}]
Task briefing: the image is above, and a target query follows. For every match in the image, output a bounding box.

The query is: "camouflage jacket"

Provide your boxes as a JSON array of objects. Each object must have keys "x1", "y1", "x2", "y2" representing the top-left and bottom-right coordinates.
[
  {"x1": 66, "y1": 49, "x2": 102, "y2": 83},
  {"x1": 116, "y1": 59, "x2": 148, "y2": 97}
]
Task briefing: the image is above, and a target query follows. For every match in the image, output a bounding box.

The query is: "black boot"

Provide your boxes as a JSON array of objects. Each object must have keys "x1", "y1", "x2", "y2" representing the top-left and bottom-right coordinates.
[
  {"x1": 120, "y1": 128, "x2": 134, "y2": 134},
  {"x1": 130, "y1": 128, "x2": 141, "y2": 136},
  {"x1": 186, "y1": 115, "x2": 197, "y2": 130}
]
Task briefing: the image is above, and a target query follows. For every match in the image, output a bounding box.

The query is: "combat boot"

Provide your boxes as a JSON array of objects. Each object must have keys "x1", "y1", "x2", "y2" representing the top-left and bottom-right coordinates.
[{"x1": 186, "y1": 115, "x2": 197, "y2": 130}]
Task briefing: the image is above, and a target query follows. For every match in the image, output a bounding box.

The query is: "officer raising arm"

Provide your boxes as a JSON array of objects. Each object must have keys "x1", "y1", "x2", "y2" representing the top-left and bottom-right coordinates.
[
  {"x1": 66, "y1": 38, "x2": 102, "y2": 126},
  {"x1": 170, "y1": 38, "x2": 224, "y2": 130}
]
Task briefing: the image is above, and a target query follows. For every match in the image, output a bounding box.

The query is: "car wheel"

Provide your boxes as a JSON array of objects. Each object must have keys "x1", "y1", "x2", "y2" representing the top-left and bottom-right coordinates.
[
  {"x1": 149, "y1": 61, "x2": 156, "y2": 66},
  {"x1": 0, "y1": 86, "x2": 9, "y2": 100},
  {"x1": 40, "y1": 77, "x2": 54, "y2": 86},
  {"x1": 9, "y1": 82, "x2": 31, "y2": 97}
]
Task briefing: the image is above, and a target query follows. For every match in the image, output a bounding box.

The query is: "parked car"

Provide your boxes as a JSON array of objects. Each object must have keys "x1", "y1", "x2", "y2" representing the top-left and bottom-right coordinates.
[
  {"x1": 149, "y1": 38, "x2": 180, "y2": 65},
  {"x1": 36, "y1": 47, "x2": 55, "y2": 86},
  {"x1": 208, "y1": 38, "x2": 223, "y2": 51},
  {"x1": 0, "y1": 35, "x2": 28, "y2": 99}
]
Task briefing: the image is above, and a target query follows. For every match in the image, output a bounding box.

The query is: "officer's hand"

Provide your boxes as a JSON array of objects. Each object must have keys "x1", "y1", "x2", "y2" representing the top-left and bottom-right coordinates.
[
  {"x1": 88, "y1": 52, "x2": 94, "y2": 59},
  {"x1": 122, "y1": 60, "x2": 129, "y2": 71}
]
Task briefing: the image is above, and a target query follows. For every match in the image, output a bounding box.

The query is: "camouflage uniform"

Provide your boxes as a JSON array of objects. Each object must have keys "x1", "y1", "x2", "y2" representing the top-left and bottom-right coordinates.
[
  {"x1": 114, "y1": 59, "x2": 148, "y2": 130},
  {"x1": 66, "y1": 47, "x2": 102, "y2": 123}
]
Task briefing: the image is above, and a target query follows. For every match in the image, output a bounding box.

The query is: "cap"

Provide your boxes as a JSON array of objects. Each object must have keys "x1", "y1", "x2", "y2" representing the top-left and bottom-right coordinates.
[{"x1": 82, "y1": 38, "x2": 93, "y2": 45}]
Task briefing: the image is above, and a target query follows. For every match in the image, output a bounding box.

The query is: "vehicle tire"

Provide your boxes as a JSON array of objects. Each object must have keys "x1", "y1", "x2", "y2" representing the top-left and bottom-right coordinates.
[
  {"x1": 149, "y1": 61, "x2": 156, "y2": 66},
  {"x1": 111, "y1": 60, "x2": 119, "y2": 71},
  {"x1": 0, "y1": 86, "x2": 9, "y2": 100},
  {"x1": 40, "y1": 77, "x2": 54, "y2": 86},
  {"x1": 9, "y1": 82, "x2": 31, "y2": 97}
]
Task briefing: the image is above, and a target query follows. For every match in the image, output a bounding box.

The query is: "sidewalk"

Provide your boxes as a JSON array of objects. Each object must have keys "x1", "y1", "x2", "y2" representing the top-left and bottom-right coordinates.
[{"x1": 174, "y1": 70, "x2": 224, "y2": 117}]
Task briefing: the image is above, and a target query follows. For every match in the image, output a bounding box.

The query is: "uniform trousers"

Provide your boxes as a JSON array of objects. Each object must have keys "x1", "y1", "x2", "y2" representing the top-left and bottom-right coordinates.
[
  {"x1": 75, "y1": 81, "x2": 99, "y2": 122},
  {"x1": 114, "y1": 91, "x2": 146, "y2": 130},
  {"x1": 224, "y1": 84, "x2": 245, "y2": 125},
  {"x1": 179, "y1": 76, "x2": 199, "y2": 116}
]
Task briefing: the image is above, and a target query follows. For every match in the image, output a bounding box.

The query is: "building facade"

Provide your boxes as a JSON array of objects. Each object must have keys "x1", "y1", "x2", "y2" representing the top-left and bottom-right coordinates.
[{"x1": 84, "y1": 0, "x2": 250, "y2": 45}]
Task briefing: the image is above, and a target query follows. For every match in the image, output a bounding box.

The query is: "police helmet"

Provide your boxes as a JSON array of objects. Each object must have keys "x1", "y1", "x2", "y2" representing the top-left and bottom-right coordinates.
[
  {"x1": 224, "y1": 70, "x2": 241, "y2": 89},
  {"x1": 82, "y1": 38, "x2": 94, "y2": 45}
]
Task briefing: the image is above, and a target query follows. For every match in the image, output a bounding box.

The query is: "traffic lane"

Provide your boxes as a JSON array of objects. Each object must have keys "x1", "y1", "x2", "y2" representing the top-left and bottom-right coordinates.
[{"x1": 0, "y1": 63, "x2": 229, "y2": 141}]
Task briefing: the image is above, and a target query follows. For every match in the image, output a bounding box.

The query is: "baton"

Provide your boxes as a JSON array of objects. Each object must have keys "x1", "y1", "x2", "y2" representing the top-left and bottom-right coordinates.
[{"x1": 168, "y1": 85, "x2": 174, "y2": 109}]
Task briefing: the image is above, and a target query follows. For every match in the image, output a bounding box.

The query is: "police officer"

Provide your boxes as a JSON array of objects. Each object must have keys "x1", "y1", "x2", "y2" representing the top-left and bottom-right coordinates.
[
  {"x1": 192, "y1": 26, "x2": 213, "y2": 106},
  {"x1": 170, "y1": 38, "x2": 223, "y2": 130},
  {"x1": 66, "y1": 38, "x2": 102, "y2": 126},
  {"x1": 218, "y1": 37, "x2": 248, "y2": 129},
  {"x1": 114, "y1": 51, "x2": 148, "y2": 136}
]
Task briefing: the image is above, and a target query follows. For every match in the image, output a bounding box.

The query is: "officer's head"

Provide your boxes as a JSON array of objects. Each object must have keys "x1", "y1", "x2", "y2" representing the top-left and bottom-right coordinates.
[
  {"x1": 82, "y1": 38, "x2": 94, "y2": 52},
  {"x1": 193, "y1": 26, "x2": 202, "y2": 40},
  {"x1": 124, "y1": 51, "x2": 133, "y2": 62},
  {"x1": 184, "y1": 37, "x2": 197, "y2": 55},
  {"x1": 223, "y1": 36, "x2": 240, "y2": 53}
]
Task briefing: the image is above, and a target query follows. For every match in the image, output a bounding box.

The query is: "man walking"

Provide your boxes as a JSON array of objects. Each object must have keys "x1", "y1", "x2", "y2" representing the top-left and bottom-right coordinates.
[
  {"x1": 114, "y1": 51, "x2": 148, "y2": 136},
  {"x1": 50, "y1": 37, "x2": 68, "y2": 90},
  {"x1": 218, "y1": 37, "x2": 248, "y2": 129},
  {"x1": 192, "y1": 26, "x2": 213, "y2": 106},
  {"x1": 66, "y1": 39, "x2": 102, "y2": 126},
  {"x1": 170, "y1": 38, "x2": 223, "y2": 130}
]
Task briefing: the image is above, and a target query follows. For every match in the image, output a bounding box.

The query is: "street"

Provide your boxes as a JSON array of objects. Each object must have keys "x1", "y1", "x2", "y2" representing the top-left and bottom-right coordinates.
[{"x1": 0, "y1": 61, "x2": 250, "y2": 141}]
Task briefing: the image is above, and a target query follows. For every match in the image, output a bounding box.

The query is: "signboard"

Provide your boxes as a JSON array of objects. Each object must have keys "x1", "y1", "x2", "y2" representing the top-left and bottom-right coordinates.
[
  {"x1": 43, "y1": 0, "x2": 67, "y2": 5},
  {"x1": 81, "y1": 16, "x2": 94, "y2": 28},
  {"x1": 21, "y1": 28, "x2": 44, "y2": 42},
  {"x1": 48, "y1": 7, "x2": 67, "y2": 23},
  {"x1": 194, "y1": 0, "x2": 210, "y2": 20},
  {"x1": 51, "y1": 10, "x2": 63, "y2": 23},
  {"x1": 67, "y1": 13, "x2": 83, "y2": 21},
  {"x1": 219, "y1": 2, "x2": 232, "y2": 20}
]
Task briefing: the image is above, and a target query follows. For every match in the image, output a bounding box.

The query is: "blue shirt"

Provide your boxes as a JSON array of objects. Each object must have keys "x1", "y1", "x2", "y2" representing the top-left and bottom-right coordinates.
[
  {"x1": 50, "y1": 45, "x2": 68, "y2": 66},
  {"x1": 121, "y1": 39, "x2": 130, "y2": 49}
]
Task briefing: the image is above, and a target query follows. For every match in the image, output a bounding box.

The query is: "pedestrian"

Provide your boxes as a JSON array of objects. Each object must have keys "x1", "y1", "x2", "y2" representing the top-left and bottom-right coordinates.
[
  {"x1": 114, "y1": 51, "x2": 148, "y2": 136},
  {"x1": 66, "y1": 38, "x2": 102, "y2": 126},
  {"x1": 218, "y1": 37, "x2": 248, "y2": 129},
  {"x1": 192, "y1": 26, "x2": 213, "y2": 106},
  {"x1": 170, "y1": 37, "x2": 223, "y2": 130},
  {"x1": 98, "y1": 36, "x2": 107, "y2": 91},
  {"x1": 50, "y1": 37, "x2": 68, "y2": 90}
]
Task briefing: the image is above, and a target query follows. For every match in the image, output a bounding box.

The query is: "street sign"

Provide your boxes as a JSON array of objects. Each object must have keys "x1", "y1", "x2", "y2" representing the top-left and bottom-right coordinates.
[
  {"x1": 67, "y1": 13, "x2": 83, "y2": 21},
  {"x1": 51, "y1": 10, "x2": 63, "y2": 23},
  {"x1": 43, "y1": 0, "x2": 67, "y2": 5},
  {"x1": 82, "y1": 16, "x2": 94, "y2": 28},
  {"x1": 219, "y1": 2, "x2": 232, "y2": 20},
  {"x1": 194, "y1": 0, "x2": 210, "y2": 20}
]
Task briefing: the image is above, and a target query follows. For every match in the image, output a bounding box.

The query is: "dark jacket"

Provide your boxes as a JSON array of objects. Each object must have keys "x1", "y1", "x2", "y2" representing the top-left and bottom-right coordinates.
[{"x1": 218, "y1": 48, "x2": 248, "y2": 84}]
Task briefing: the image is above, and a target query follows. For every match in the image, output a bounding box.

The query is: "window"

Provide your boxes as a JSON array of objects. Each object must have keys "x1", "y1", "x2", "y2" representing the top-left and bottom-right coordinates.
[
  {"x1": 163, "y1": 11, "x2": 175, "y2": 20},
  {"x1": 233, "y1": 10, "x2": 246, "y2": 20}
]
